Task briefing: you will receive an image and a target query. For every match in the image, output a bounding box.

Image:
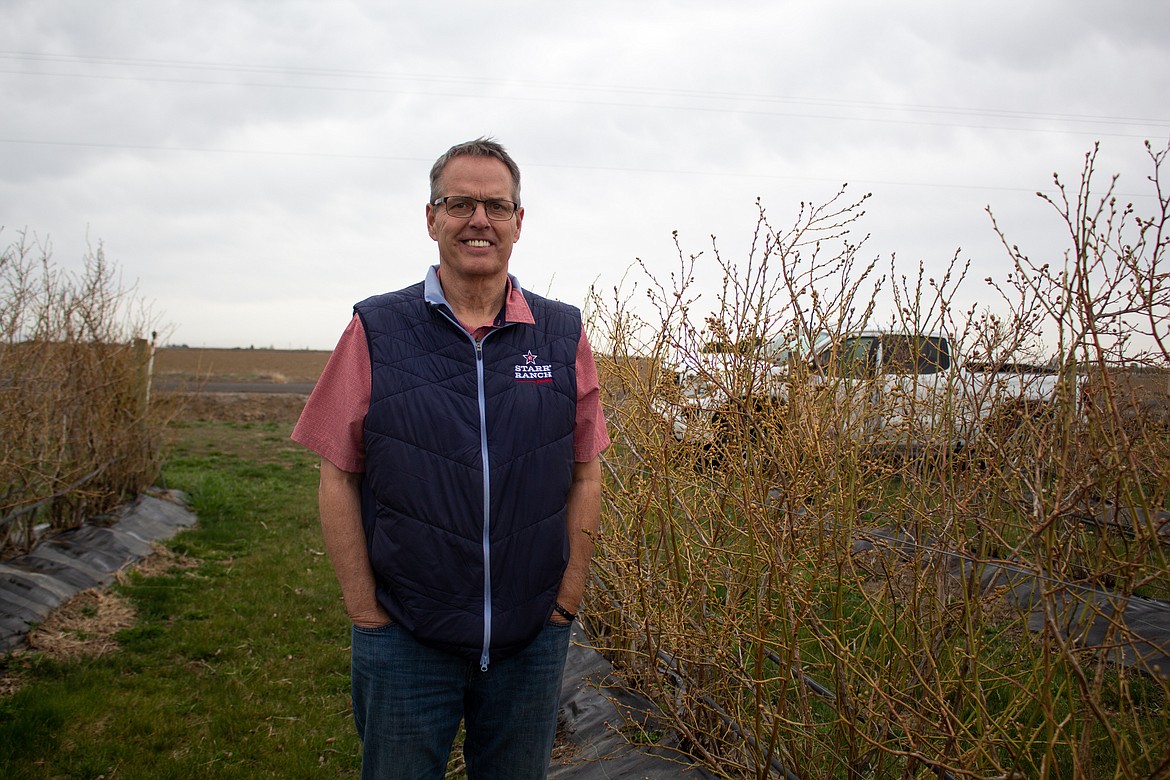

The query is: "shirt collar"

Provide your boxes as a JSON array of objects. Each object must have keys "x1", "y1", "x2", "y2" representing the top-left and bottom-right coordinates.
[{"x1": 424, "y1": 265, "x2": 535, "y2": 327}]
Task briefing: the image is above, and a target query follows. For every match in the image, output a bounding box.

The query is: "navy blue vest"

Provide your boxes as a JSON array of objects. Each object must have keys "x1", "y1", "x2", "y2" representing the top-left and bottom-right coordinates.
[{"x1": 355, "y1": 279, "x2": 580, "y2": 666}]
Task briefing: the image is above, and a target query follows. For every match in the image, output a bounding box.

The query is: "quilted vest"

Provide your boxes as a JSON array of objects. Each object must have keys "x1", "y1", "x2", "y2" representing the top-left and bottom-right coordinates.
[{"x1": 354, "y1": 274, "x2": 580, "y2": 667}]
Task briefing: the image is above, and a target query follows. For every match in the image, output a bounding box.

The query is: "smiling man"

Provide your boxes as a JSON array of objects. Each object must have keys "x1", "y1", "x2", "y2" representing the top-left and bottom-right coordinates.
[{"x1": 292, "y1": 138, "x2": 609, "y2": 779}]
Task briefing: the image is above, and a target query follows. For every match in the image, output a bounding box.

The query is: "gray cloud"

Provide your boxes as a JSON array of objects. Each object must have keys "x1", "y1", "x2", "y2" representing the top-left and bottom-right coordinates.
[{"x1": 2, "y1": 0, "x2": 1168, "y2": 348}]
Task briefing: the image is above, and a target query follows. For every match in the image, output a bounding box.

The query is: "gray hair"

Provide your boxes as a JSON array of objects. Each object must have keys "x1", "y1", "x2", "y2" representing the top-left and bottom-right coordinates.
[{"x1": 429, "y1": 137, "x2": 521, "y2": 206}]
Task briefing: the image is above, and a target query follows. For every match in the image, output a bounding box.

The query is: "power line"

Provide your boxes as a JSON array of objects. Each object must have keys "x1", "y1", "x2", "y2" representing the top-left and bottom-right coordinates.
[
  {"x1": 0, "y1": 136, "x2": 1159, "y2": 201},
  {"x1": 2, "y1": 50, "x2": 1168, "y2": 137},
  {"x1": 0, "y1": 136, "x2": 429, "y2": 163},
  {"x1": 3, "y1": 67, "x2": 1163, "y2": 144}
]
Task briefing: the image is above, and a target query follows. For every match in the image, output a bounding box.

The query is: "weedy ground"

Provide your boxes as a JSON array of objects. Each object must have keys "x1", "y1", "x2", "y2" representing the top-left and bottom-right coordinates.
[{"x1": 0, "y1": 420, "x2": 364, "y2": 779}]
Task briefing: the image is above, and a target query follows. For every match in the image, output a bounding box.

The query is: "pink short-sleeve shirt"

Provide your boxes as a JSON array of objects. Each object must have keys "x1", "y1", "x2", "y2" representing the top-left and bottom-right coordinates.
[{"x1": 292, "y1": 278, "x2": 609, "y2": 473}]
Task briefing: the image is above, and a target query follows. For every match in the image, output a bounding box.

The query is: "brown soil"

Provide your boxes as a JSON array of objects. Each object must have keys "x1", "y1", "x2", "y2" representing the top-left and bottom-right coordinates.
[
  {"x1": 153, "y1": 347, "x2": 330, "y2": 384},
  {"x1": 151, "y1": 347, "x2": 321, "y2": 424}
]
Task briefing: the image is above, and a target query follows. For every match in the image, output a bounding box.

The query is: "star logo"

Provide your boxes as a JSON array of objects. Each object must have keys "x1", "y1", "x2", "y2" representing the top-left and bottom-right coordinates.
[{"x1": 514, "y1": 351, "x2": 553, "y2": 383}]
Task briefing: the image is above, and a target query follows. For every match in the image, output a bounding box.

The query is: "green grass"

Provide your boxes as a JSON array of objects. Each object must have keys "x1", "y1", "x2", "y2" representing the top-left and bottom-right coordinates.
[{"x1": 0, "y1": 420, "x2": 362, "y2": 778}]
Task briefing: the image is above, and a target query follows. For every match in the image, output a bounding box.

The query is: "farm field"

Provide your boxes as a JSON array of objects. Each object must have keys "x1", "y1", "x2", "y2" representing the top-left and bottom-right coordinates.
[
  {"x1": 153, "y1": 346, "x2": 331, "y2": 385},
  {"x1": 153, "y1": 347, "x2": 332, "y2": 424}
]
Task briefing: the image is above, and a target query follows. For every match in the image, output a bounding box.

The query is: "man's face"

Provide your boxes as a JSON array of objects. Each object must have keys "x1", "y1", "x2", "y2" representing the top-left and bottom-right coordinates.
[{"x1": 426, "y1": 155, "x2": 523, "y2": 282}]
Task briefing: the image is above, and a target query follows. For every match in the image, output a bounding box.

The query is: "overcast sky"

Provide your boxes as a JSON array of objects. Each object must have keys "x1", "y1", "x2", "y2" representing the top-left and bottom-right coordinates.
[{"x1": 2, "y1": 1, "x2": 1168, "y2": 350}]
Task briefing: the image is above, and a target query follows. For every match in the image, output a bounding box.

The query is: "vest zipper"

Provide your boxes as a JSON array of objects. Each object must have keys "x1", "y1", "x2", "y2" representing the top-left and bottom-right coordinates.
[
  {"x1": 434, "y1": 305, "x2": 511, "y2": 672},
  {"x1": 474, "y1": 336, "x2": 492, "y2": 672}
]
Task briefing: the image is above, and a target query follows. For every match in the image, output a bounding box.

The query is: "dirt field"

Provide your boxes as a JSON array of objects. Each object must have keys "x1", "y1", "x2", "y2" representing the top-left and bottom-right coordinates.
[
  {"x1": 153, "y1": 346, "x2": 331, "y2": 384},
  {"x1": 153, "y1": 347, "x2": 329, "y2": 424}
]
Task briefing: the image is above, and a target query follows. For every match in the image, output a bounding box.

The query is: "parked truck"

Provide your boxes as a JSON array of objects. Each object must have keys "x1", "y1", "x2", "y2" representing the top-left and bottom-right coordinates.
[{"x1": 657, "y1": 329, "x2": 1080, "y2": 452}]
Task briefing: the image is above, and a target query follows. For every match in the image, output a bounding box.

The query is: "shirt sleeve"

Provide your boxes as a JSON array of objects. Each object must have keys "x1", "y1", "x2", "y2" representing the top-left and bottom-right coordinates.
[
  {"x1": 290, "y1": 314, "x2": 371, "y2": 473},
  {"x1": 574, "y1": 326, "x2": 611, "y2": 462}
]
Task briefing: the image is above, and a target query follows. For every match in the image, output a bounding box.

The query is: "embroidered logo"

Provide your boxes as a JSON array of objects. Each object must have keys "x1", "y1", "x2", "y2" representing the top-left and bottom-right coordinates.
[{"x1": 515, "y1": 350, "x2": 554, "y2": 383}]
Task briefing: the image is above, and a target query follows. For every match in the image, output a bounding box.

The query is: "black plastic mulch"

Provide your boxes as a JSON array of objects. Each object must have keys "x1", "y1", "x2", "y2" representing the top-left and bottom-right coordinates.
[
  {"x1": 0, "y1": 494, "x2": 716, "y2": 776},
  {"x1": 0, "y1": 492, "x2": 196, "y2": 652}
]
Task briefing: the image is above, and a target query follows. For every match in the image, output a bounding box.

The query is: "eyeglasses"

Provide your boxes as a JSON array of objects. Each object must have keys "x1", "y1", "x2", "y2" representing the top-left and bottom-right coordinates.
[{"x1": 432, "y1": 196, "x2": 518, "y2": 221}]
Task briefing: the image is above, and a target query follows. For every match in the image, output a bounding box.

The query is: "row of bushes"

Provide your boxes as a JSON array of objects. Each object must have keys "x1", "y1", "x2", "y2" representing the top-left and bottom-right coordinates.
[
  {"x1": 0, "y1": 230, "x2": 164, "y2": 555},
  {"x1": 587, "y1": 143, "x2": 1170, "y2": 778}
]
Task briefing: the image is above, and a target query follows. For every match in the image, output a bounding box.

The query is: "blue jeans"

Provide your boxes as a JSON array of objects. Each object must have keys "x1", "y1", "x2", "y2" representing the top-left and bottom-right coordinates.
[{"x1": 350, "y1": 620, "x2": 571, "y2": 780}]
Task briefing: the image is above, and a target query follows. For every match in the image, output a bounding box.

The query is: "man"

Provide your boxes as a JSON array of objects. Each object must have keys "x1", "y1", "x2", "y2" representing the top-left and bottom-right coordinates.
[{"x1": 292, "y1": 137, "x2": 609, "y2": 779}]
